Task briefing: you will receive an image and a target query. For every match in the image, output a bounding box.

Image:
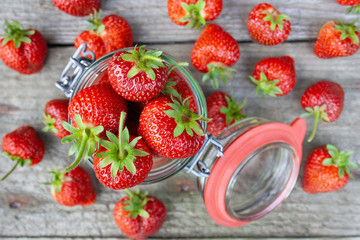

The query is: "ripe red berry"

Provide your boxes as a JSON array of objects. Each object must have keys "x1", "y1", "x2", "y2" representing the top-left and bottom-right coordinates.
[
  {"x1": 302, "y1": 145, "x2": 358, "y2": 194},
  {"x1": 52, "y1": 0, "x2": 101, "y2": 17},
  {"x1": 49, "y1": 166, "x2": 96, "y2": 206},
  {"x1": 247, "y1": 3, "x2": 291, "y2": 46},
  {"x1": 249, "y1": 56, "x2": 296, "y2": 97},
  {"x1": 114, "y1": 189, "x2": 166, "y2": 239},
  {"x1": 0, "y1": 20, "x2": 47, "y2": 75},
  {"x1": 301, "y1": 81, "x2": 344, "y2": 142},
  {"x1": 1, "y1": 126, "x2": 45, "y2": 181},
  {"x1": 42, "y1": 99, "x2": 70, "y2": 139}
]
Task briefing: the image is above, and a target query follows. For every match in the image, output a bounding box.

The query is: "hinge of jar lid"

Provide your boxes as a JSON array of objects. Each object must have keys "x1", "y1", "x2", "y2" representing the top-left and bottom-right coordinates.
[
  {"x1": 185, "y1": 134, "x2": 225, "y2": 178},
  {"x1": 55, "y1": 43, "x2": 96, "y2": 98}
]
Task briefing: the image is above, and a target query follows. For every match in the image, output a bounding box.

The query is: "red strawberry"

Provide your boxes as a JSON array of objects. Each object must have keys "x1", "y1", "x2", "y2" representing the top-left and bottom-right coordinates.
[
  {"x1": 301, "y1": 81, "x2": 344, "y2": 142},
  {"x1": 1, "y1": 126, "x2": 45, "y2": 181},
  {"x1": 314, "y1": 20, "x2": 360, "y2": 58},
  {"x1": 93, "y1": 112, "x2": 152, "y2": 190},
  {"x1": 138, "y1": 95, "x2": 207, "y2": 159},
  {"x1": 114, "y1": 189, "x2": 166, "y2": 239},
  {"x1": 52, "y1": 0, "x2": 101, "y2": 17},
  {"x1": 302, "y1": 144, "x2": 358, "y2": 194},
  {"x1": 206, "y1": 91, "x2": 247, "y2": 137},
  {"x1": 0, "y1": 20, "x2": 47, "y2": 75},
  {"x1": 247, "y1": 3, "x2": 291, "y2": 46},
  {"x1": 49, "y1": 166, "x2": 96, "y2": 206},
  {"x1": 75, "y1": 11, "x2": 133, "y2": 60},
  {"x1": 168, "y1": 0, "x2": 222, "y2": 29},
  {"x1": 61, "y1": 82, "x2": 127, "y2": 173},
  {"x1": 168, "y1": 69, "x2": 197, "y2": 112},
  {"x1": 108, "y1": 46, "x2": 168, "y2": 102},
  {"x1": 337, "y1": 0, "x2": 360, "y2": 5},
  {"x1": 42, "y1": 99, "x2": 70, "y2": 139},
  {"x1": 249, "y1": 56, "x2": 296, "y2": 97},
  {"x1": 191, "y1": 24, "x2": 240, "y2": 89}
]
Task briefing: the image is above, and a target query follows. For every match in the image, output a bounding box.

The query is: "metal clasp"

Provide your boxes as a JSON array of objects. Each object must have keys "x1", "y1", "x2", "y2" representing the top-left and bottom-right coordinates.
[
  {"x1": 56, "y1": 43, "x2": 96, "y2": 97},
  {"x1": 185, "y1": 134, "x2": 225, "y2": 178}
]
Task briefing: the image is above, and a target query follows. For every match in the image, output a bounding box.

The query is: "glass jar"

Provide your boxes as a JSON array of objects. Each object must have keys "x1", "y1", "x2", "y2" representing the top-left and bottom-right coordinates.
[{"x1": 57, "y1": 44, "x2": 306, "y2": 227}]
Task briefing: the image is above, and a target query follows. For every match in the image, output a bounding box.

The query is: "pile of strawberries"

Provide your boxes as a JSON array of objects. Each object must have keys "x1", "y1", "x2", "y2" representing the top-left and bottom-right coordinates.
[{"x1": 1, "y1": 0, "x2": 360, "y2": 239}]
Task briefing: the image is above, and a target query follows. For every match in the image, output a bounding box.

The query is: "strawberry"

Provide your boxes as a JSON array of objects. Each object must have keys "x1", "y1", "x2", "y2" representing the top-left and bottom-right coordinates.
[
  {"x1": 337, "y1": 0, "x2": 360, "y2": 5},
  {"x1": 108, "y1": 46, "x2": 168, "y2": 102},
  {"x1": 249, "y1": 56, "x2": 296, "y2": 98},
  {"x1": 138, "y1": 95, "x2": 208, "y2": 159},
  {"x1": 1, "y1": 126, "x2": 45, "y2": 181},
  {"x1": 167, "y1": 0, "x2": 222, "y2": 29},
  {"x1": 301, "y1": 81, "x2": 344, "y2": 142},
  {"x1": 302, "y1": 144, "x2": 358, "y2": 194},
  {"x1": 41, "y1": 99, "x2": 70, "y2": 139},
  {"x1": 191, "y1": 24, "x2": 240, "y2": 89},
  {"x1": 75, "y1": 11, "x2": 133, "y2": 60},
  {"x1": 48, "y1": 166, "x2": 96, "y2": 206},
  {"x1": 93, "y1": 112, "x2": 152, "y2": 190},
  {"x1": 61, "y1": 82, "x2": 127, "y2": 173},
  {"x1": 0, "y1": 20, "x2": 47, "y2": 75},
  {"x1": 247, "y1": 3, "x2": 291, "y2": 46},
  {"x1": 206, "y1": 92, "x2": 247, "y2": 137},
  {"x1": 314, "y1": 20, "x2": 360, "y2": 58},
  {"x1": 114, "y1": 189, "x2": 166, "y2": 239},
  {"x1": 52, "y1": 0, "x2": 101, "y2": 17}
]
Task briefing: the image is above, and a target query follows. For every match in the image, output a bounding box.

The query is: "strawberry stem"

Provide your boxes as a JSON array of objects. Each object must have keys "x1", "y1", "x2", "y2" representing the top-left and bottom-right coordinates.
[
  {"x1": 334, "y1": 19, "x2": 360, "y2": 45},
  {"x1": 86, "y1": 10, "x2": 105, "y2": 35},
  {"x1": 179, "y1": 0, "x2": 206, "y2": 30},
  {"x1": 1, "y1": 159, "x2": 19, "y2": 181},
  {"x1": 249, "y1": 72, "x2": 283, "y2": 98},
  {"x1": 118, "y1": 112, "x2": 126, "y2": 160},
  {"x1": 64, "y1": 133, "x2": 89, "y2": 173},
  {"x1": 300, "y1": 104, "x2": 330, "y2": 142},
  {"x1": 347, "y1": 4, "x2": 360, "y2": 15},
  {"x1": 61, "y1": 114, "x2": 104, "y2": 173},
  {"x1": 1, "y1": 152, "x2": 31, "y2": 181}
]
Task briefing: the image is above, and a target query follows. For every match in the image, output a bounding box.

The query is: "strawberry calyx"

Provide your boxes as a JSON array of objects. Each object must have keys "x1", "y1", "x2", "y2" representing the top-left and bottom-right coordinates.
[
  {"x1": 249, "y1": 72, "x2": 283, "y2": 98},
  {"x1": 121, "y1": 45, "x2": 166, "y2": 80},
  {"x1": 179, "y1": 0, "x2": 206, "y2": 30},
  {"x1": 220, "y1": 95, "x2": 247, "y2": 125},
  {"x1": 161, "y1": 80, "x2": 180, "y2": 98},
  {"x1": 41, "y1": 112, "x2": 59, "y2": 134},
  {"x1": 95, "y1": 112, "x2": 149, "y2": 177},
  {"x1": 262, "y1": 10, "x2": 291, "y2": 31},
  {"x1": 86, "y1": 10, "x2": 105, "y2": 35},
  {"x1": 1, "y1": 152, "x2": 31, "y2": 181},
  {"x1": 164, "y1": 96, "x2": 210, "y2": 138},
  {"x1": 123, "y1": 189, "x2": 150, "y2": 219},
  {"x1": 347, "y1": 4, "x2": 360, "y2": 15},
  {"x1": 61, "y1": 114, "x2": 104, "y2": 173},
  {"x1": 45, "y1": 166, "x2": 72, "y2": 194},
  {"x1": 2, "y1": 20, "x2": 35, "y2": 48},
  {"x1": 300, "y1": 104, "x2": 330, "y2": 142},
  {"x1": 203, "y1": 62, "x2": 237, "y2": 89},
  {"x1": 334, "y1": 19, "x2": 360, "y2": 46},
  {"x1": 322, "y1": 144, "x2": 358, "y2": 179}
]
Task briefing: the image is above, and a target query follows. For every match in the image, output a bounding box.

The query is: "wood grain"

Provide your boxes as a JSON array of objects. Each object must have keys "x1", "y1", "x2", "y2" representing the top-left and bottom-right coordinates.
[
  {"x1": 0, "y1": 0, "x2": 358, "y2": 44},
  {"x1": 0, "y1": 43, "x2": 359, "y2": 238}
]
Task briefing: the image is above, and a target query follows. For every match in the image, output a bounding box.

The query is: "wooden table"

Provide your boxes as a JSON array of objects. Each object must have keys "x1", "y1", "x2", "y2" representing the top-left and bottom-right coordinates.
[{"x1": 0, "y1": 0, "x2": 359, "y2": 239}]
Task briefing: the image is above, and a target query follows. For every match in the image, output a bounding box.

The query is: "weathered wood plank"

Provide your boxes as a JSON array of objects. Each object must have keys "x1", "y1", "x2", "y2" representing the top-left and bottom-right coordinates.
[
  {"x1": 0, "y1": 43, "x2": 359, "y2": 238},
  {"x1": 1, "y1": 238, "x2": 360, "y2": 240},
  {"x1": 0, "y1": 0, "x2": 358, "y2": 44}
]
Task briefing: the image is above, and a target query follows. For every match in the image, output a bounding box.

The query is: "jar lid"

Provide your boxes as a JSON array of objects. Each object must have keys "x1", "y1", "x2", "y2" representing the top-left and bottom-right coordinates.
[{"x1": 203, "y1": 118, "x2": 306, "y2": 227}]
